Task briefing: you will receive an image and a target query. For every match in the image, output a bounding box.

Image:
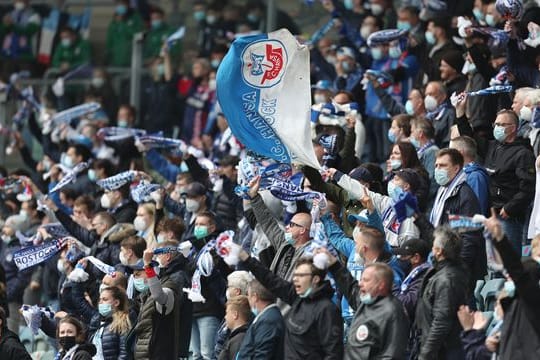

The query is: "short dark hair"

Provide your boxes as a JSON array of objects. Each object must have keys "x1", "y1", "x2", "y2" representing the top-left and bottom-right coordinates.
[{"x1": 437, "y1": 148, "x2": 464, "y2": 168}]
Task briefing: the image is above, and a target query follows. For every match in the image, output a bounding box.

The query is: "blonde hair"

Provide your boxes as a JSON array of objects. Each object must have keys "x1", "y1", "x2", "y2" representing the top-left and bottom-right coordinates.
[{"x1": 103, "y1": 286, "x2": 132, "y2": 335}]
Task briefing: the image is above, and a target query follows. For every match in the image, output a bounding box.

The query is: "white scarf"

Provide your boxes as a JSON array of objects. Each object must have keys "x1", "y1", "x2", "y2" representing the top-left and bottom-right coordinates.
[{"x1": 430, "y1": 170, "x2": 467, "y2": 227}]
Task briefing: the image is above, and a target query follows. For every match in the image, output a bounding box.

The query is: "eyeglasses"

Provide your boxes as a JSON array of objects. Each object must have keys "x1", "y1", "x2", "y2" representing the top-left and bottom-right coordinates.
[
  {"x1": 292, "y1": 272, "x2": 313, "y2": 278},
  {"x1": 288, "y1": 221, "x2": 305, "y2": 229}
]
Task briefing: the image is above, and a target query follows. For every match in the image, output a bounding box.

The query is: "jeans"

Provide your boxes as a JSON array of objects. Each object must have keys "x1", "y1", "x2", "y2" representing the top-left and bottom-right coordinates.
[
  {"x1": 189, "y1": 316, "x2": 220, "y2": 360},
  {"x1": 499, "y1": 216, "x2": 525, "y2": 255}
]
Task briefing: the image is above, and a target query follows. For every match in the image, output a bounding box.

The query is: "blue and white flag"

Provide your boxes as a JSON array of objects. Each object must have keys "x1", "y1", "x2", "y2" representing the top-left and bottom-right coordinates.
[
  {"x1": 13, "y1": 238, "x2": 66, "y2": 270},
  {"x1": 217, "y1": 29, "x2": 320, "y2": 169}
]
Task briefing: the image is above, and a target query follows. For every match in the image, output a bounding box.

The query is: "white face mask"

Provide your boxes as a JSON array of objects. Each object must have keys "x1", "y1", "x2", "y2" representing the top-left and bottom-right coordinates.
[
  {"x1": 424, "y1": 95, "x2": 438, "y2": 112},
  {"x1": 133, "y1": 216, "x2": 148, "y2": 232},
  {"x1": 185, "y1": 198, "x2": 200, "y2": 213},
  {"x1": 100, "y1": 193, "x2": 112, "y2": 209}
]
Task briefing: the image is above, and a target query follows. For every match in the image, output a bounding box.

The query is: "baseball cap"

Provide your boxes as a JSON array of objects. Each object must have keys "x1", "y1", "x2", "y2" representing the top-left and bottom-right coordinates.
[{"x1": 393, "y1": 238, "x2": 430, "y2": 259}]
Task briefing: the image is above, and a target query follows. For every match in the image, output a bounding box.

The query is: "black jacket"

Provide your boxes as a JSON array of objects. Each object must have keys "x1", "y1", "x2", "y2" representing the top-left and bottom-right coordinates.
[
  {"x1": 242, "y1": 257, "x2": 343, "y2": 360},
  {"x1": 494, "y1": 236, "x2": 540, "y2": 359},
  {"x1": 329, "y1": 261, "x2": 409, "y2": 360},
  {"x1": 218, "y1": 323, "x2": 248, "y2": 360},
  {"x1": 236, "y1": 304, "x2": 285, "y2": 360},
  {"x1": 414, "y1": 260, "x2": 468, "y2": 360},
  {"x1": 0, "y1": 328, "x2": 32, "y2": 360}
]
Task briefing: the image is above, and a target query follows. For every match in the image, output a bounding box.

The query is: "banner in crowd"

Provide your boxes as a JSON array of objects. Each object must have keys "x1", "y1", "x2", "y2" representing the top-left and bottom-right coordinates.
[{"x1": 217, "y1": 28, "x2": 320, "y2": 169}]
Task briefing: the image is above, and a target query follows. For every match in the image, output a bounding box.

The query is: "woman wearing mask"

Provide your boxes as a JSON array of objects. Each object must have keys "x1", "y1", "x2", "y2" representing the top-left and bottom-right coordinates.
[
  {"x1": 56, "y1": 316, "x2": 96, "y2": 359},
  {"x1": 133, "y1": 203, "x2": 159, "y2": 249}
]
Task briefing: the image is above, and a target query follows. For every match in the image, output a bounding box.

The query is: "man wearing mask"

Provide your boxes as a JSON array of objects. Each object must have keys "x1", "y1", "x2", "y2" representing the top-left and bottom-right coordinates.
[
  {"x1": 326, "y1": 252, "x2": 409, "y2": 359},
  {"x1": 413, "y1": 227, "x2": 468, "y2": 359},
  {"x1": 105, "y1": 0, "x2": 143, "y2": 66},
  {"x1": 423, "y1": 81, "x2": 455, "y2": 149}
]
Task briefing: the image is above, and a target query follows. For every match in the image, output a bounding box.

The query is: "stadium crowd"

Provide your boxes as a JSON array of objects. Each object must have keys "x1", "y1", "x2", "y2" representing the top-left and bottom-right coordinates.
[{"x1": 0, "y1": 0, "x2": 540, "y2": 359}]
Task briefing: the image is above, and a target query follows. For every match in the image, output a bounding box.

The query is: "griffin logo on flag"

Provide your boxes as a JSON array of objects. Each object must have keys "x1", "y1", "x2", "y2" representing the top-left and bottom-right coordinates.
[{"x1": 242, "y1": 40, "x2": 288, "y2": 88}]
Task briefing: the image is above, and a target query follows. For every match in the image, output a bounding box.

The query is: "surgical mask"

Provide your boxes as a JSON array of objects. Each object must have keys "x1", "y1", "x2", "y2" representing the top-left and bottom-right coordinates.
[
  {"x1": 520, "y1": 106, "x2": 533, "y2": 121},
  {"x1": 57, "y1": 259, "x2": 65, "y2": 273},
  {"x1": 88, "y1": 169, "x2": 97, "y2": 182},
  {"x1": 371, "y1": 47, "x2": 383, "y2": 60},
  {"x1": 133, "y1": 278, "x2": 148, "y2": 292},
  {"x1": 504, "y1": 280, "x2": 515, "y2": 298},
  {"x1": 284, "y1": 232, "x2": 295, "y2": 246},
  {"x1": 485, "y1": 14, "x2": 496, "y2": 27},
  {"x1": 425, "y1": 31, "x2": 436, "y2": 45},
  {"x1": 387, "y1": 129, "x2": 397, "y2": 143},
  {"x1": 19, "y1": 209, "x2": 28, "y2": 220},
  {"x1": 91, "y1": 77, "x2": 105, "y2": 88},
  {"x1": 397, "y1": 21, "x2": 411, "y2": 31},
  {"x1": 405, "y1": 100, "x2": 415, "y2": 115},
  {"x1": 61, "y1": 38, "x2": 72, "y2": 47},
  {"x1": 58, "y1": 336, "x2": 77, "y2": 350},
  {"x1": 251, "y1": 307, "x2": 259, "y2": 316},
  {"x1": 388, "y1": 46, "x2": 401, "y2": 59},
  {"x1": 387, "y1": 181, "x2": 404, "y2": 201},
  {"x1": 390, "y1": 159, "x2": 402, "y2": 170},
  {"x1": 133, "y1": 216, "x2": 148, "y2": 232},
  {"x1": 211, "y1": 59, "x2": 221, "y2": 69},
  {"x1": 341, "y1": 61, "x2": 352, "y2": 73},
  {"x1": 117, "y1": 119, "x2": 128, "y2": 128},
  {"x1": 208, "y1": 79, "x2": 217, "y2": 91},
  {"x1": 473, "y1": 8, "x2": 485, "y2": 22},
  {"x1": 359, "y1": 292, "x2": 375, "y2": 304},
  {"x1": 115, "y1": 4, "x2": 127, "y2": 15},
  {"x1": 194, "y1": 225, "x2": 209, "y2": 239},
  {"x1": 119, "y1": 252, "x2": 128, "y2": 266},
  {"x1": 151, "y1": 19, "x2": 162, "y2": 29},
  {"x1": 493, "y1": 125, "x2": 508, "y2": 142},
  {"x1": 314, "y1": 94, "x2": 326, "y2": 104},
  {"x1": 1, "y1": 234, "x2": 12, "y2": 244},
  {"x1": 100, "y1": 193, "x2": 112, "y2": 209},
  {"x1": 14, "y1": 1, "x2": 25, "y2": 11},
  {"x1": 299, "y1": 286, "x2": 313, "y2": 298},
  {"x1": 424, "y1": 95, "x2": 438, "y2": 112},
  {"x1": 462, "y1": 60, "x2": 477, "y2": 75},
  {"x1": 206, "y1": 15, "x2": 217, "y2": 25},
  {"x1": 247, "y1": 13, "x2": 259, "y2": 23},
  {"x1": 370, "y1": 4, "x2": 384, "y2": 16},
  {"x1": 185, "y1": 198, "x2": 200, "y2": 213},
  {"x1": 98, "y1": 303, "x2": 113, "y2": 317},
  {"x1": 193, "y1": 11, "x2": 205, "y2": 22},
  {"x1": 434, "y1": 168, "x2": 450, "y2": 186},
  {"x1": 360, "y1": 26, "x2": 373, "y2": 40},
  {"x1": 410, "y1": 136, "x2": 421, "y2": 149},
  {"x1": 157, "y1": 233, "x2": 166, "y2": 243},
  {"x1": 344, "y1": 0, "x2": 354, "y2": 10}
]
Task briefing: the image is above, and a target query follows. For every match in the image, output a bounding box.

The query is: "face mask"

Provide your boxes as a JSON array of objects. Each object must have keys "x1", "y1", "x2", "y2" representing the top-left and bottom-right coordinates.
[
  {"x1": 405, "y1": 100, "x2": 415, "y2": 115},
  {"x1": 410, "y1": 136, "x2": 421, "y2": 149},
  {"x1": 493, "y1": 125, "x2": 508, "y2": 142},
  {"x1": 185, "y1": 198, "x2": 200, "y2": 213},
  {"x1": 485, "y1": 14, "x2": 496, "y2": 27},
  {"x1": 133, "y1": 278, "x2": 148, "y2": 292},
  {"x1": 520, "y1": 106, "x2": 533, "y2": 121},
  {"x1": 359, "y1": 292, "x2": 375, "y2": 304},
  {"x1": 210, "y1": 58, "x2": 221, "y2": 69},
  {"x1": 434, "y1": 168, "x2": 450, "y2": 186},
  {"x1": 194, "y1": 225, "x2": 209, "y2": 239},
  {"x1": 299, "y1": 286, "x2": 313, "y2": 298},
  {"x1": 100, "y1": 193, "x2": 112, "y2": 209},
  {"x1": 98, "y1": 303, "x2": 113, "y2": 317},
  {"x1": 117, "y1": 119, "x2": 128, "y2": 128},
  {"x1": 387, "y1": 181, "x2": 404, "y2": 201},
  {"x1": 284, "y1": 232, "x2": 295, "y2": 246},
  {"x1": 88, "y1": 169, "x2": 97, "y2": 182},
  {"x1": 388, "y1": 46, "x2": 401, "y2": 59},
  {"x1": 151, "y1": 19, "x2": 162, "y2": 29},
  {"x1": 61, "y1": 38, "x2": 72, "y2": 47},
  {"x1": 208, "y1": 78, "x2": 217, "y2": 91},
  {"x1": 247, "y1": 13, "x2": 259, "y2": 23},
  {"x1": 251, "y1": 307, "x2": 259, "y2": 316},
  {"x1": 58, "y1": 336, "x2": 77, "y2": 350},
  {"x1": 193, "y1": 10, "x2": 205, "y2": 22},
  {"x1": 206, "y1": 15, "x2": 217, "y2": 25},
  {"x1": 325, "y1": 55, "x2": 337, "y2": 65},
  {"x1": 397, "y1": 21, "x2": 411, "y2": 31},
  {"x1": 425, "y1": 31, "x2": 436, "y2": 45},
  {"x1": 462, "y1": 60, "x2": 477, "y2": 75},
  {"x1": 1, "y1": 234, "x2": 12, "y2": 244},
  {"x1": 133, "y1": 216, "x2": 148, "y2": 232},
  {"x1": 387, "y1": 129, "x2": 397, "y2": 143},
  {"x1": 57, "y1": 259, "x2": 65, "y2": 274},
  {"x1": 119, "y1": 252, "x2": 128, "y2": 266},
  {"x1": 390, "y1": 159, "x2": 402, "y2": 170},
  {"x1": 371, "y1": 47, "x2": 383, "y2": 60},
  {"x1": 473, "y1": 8, "x2": 485, "y2": 22},
  {"x1": 14, "y1": 2, "x2": 25, "y2": 11},
  {"x1": 61, "y1": 154, "x2": 74, "y2": 169},
  {"x1": 370, "y1": 4, "x2": 384, "y2": 16},
  {"x1": 360, "y1": 26, "x2": 373, "y2": 40},
  {"x1": 91, "y1": 77, "x2": 105, "y2": 88},
  {"x1": 157, "y1": 233, "x2": 166, "y2": 243},
  {"x1": 115, "y1": 4, "x2": 127, "y2": 15},
  {"x1": 341, "y1": 61, "x2": 352, "y2": 73},
  {"x1": 504, "y1": 280, "x2": 515, "y2": 298},
  {"x1": 424, "y1": 95, "x2": 438, "y2": 112},
  {"x1": 344, "y1": 0, "x2": 354, "y2": 10},
  {"x1": 19, "y1": 209, "x2": 28, "y2": 220}
]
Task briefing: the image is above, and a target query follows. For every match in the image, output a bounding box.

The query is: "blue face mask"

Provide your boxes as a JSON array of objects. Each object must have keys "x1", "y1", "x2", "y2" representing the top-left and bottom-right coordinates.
[
  {"x1": 360, "y1": 293, "x2": 375, "y2": 305},
  {"x1": 493, "y1": 125, "x2": 508, "y2": 142},
  {"x1": 425, "y1": 31, "x2": 436, "y2": 45},
  {"x1": 133, "y1": 278, "x2": 148, "y2": 293},
  {"x1": 434, "y1": 168, "x2": 450, "y2": 186},
  {"x1": 115, "y1": 4, "x2": 127, "y2": 15},
  {"x1": 387, "y1": 129, "x2": 397, "y2": 143},
  {"x1": 98, "y1": 303, "x2": 113, "y2": 317},
  {"x1": 387, "y1": 181, "x2": 404, "y2": 201},
  {"x1": 405, "y1": 100, "x2": 415, "y2": 115},
  {"x1": 371, "y1": 48, "x2": 383, "y2": 60},
  {"x1": 396, "y1": 21, "x2": 412, "y2": 31}
]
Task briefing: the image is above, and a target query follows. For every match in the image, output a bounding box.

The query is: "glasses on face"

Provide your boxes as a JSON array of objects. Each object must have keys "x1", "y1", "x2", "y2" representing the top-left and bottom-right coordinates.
[
  {"x1": 288, "y1": 221, "x2": 305, "y2": 229},
  {"x1": 292, "y1": 272, "x2": 313, "y2": 278}
]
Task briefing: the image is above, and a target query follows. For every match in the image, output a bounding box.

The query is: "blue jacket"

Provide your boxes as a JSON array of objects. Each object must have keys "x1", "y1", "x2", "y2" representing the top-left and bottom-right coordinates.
[{"x1": 463, "y1": 162, "x2": 490, "y2": 216}]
